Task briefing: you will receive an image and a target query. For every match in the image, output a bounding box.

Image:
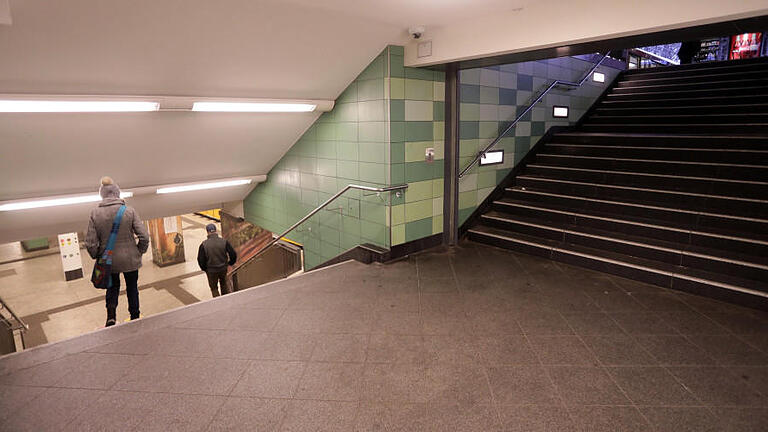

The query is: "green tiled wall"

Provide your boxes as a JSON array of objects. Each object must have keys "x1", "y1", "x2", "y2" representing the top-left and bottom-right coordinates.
[
  {"x1": 244, "y1": 48, "x2": 393, "y2": 269},
  {"x1": 389, "y1": 46, "x2": 446, "y2": 246},
  {"x1": 456, "y1": 56, "x2": 622, "y2": 224},
  {"x1": 244, "y1": 48, "x2": 621, "y2": 267}
]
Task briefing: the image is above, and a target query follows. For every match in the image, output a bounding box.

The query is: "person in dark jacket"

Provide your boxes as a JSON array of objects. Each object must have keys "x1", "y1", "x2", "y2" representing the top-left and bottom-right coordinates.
[
  {"x1": 197, "y1": 224, "x2": 237, "y2": 297},
  {"x1": 85, "y1": 176, "x2": 150, "y2": 327}
]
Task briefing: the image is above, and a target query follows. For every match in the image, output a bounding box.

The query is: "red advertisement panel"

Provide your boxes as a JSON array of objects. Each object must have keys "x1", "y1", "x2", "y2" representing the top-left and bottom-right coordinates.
[{"x1": 730, "y1": 33, "x2": 763, "y2": 60}]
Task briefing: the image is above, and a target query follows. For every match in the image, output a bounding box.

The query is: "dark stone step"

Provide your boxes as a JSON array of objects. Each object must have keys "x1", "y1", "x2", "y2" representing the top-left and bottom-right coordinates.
[
  {"x1": 617, "y1": 69, "x2": 768, "y2": 87},
  {"x1": 502, "y1": 187, "x2": 768, "y2": 235},
  {"x1": 589, "y1": 113, "x2": 768, "y2": 125},
  {"x1": 481, "y1": 211, "x2": 768, "y2": 281},
  {"x1": 552, "y1": 132, "x2": 768, "y2": 149},
  {"x1": 579, "y1": 123, "x2": 768, "y2": 134},
  {"x1": 543, "y1": 143, "x2": 768, "y2": 164},
  {"x1": 607, "y1": 85, "x2": 768, "y2": 100},
  {"x1": 594, "y1": 104, "x2": 768, "y2": 116},
  {"x1": 467, "y1": 225, "x2": 768, "y2": 310},
  {"x1": 613, "y1": 78, "x2": 768, "y2": 94},
  {"x1": 534, "y1": 153, "x2": 768, "y2": 182},
  {"x1": 510, "y1": 178, "x2": 768, "y2": 220},
  {"x1": 523, "y1": 164, "x2": 768, "y2": 200},
  {"x1": 490, "y1": 198, "x2": 768, "y2": 258}
]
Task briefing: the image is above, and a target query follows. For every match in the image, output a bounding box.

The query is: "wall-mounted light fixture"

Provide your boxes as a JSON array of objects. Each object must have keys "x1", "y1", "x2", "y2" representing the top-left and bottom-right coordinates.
[
  {"x1": 553, "y1": 106, "x2": 569, "y2": 118},
  {"x1": 192, "y1": 102, "x2": 316, "y2": 112},
  {"x1": 592, "y1": 72, "x2": 605, "y2": 83},
  {"x1": 156, "y1": 179, "x2": 253, "y2": 194},
  {"x1": 0, "y1": 192, "x2": 133, "y2": 211},
  {"x1": 0, "y1": 95, "x2": 334, "y2": 113},
  {"x1": 479, "y1": 150, "x2": 504, "y2": 166},
  {"x1": 0, "y1": 100, "x2": 159, "y2": 113}
]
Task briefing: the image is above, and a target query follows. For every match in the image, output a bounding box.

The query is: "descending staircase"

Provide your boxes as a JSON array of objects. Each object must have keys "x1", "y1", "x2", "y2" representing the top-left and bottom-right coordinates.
[{"x1": 467, "y1": 57, "x2": 768, "y2": 309}]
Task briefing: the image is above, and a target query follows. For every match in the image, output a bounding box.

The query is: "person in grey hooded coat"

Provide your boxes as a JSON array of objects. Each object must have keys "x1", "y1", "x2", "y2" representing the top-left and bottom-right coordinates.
[{"x1": 85, "y1": 176, "x2": 150, "y2": 326}]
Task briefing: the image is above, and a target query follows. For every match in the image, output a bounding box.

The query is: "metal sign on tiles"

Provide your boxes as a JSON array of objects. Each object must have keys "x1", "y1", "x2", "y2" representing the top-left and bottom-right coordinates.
[{"x1": 58, "y1": 232, "x2": 84, "y2": 281}]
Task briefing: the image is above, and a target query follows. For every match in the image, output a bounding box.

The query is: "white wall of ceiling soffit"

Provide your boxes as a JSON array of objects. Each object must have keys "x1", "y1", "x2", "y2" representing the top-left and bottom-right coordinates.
[
  {"x1": 0, "y1": 179, "x2": 262, "y2": 244},
  {"x1": 404, "y1": 0, "x2": 768, "y2": 66}
]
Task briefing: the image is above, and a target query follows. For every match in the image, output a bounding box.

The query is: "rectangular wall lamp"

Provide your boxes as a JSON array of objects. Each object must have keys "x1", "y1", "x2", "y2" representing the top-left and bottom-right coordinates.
[
  {"x1": 0, "y1": 100, "x2": 159, "y2": 112},
  {"x1": 553, "y1": 106, "x2": 569, "y2": 118},
  {"x1": 192, "y1": 102, "x2": 316, "y2": 112},
  {"x1": 479, "y1": 150, "x2": 504, "y2": 166},
  {"x1": 156, "y1": 179, "x2": 253, "y2": 194},
  {"x1": 0, "y1": 192, "x2": 133, "y2": 212},
  {"x1": 592, "y1": 71, "x2": 605, "y2": 83},
  {"x1": 0, "y1": 95, "x2": 333, "y2": 113}
]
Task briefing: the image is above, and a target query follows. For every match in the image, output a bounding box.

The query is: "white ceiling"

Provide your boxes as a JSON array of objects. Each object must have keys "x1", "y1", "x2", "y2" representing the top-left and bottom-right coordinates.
[
  {"x1": 0, "y1": 0, "x2": 760, "y2": 242},
  {"x1": 0, "y1": 0, "x2": 532, "y2": 241}
]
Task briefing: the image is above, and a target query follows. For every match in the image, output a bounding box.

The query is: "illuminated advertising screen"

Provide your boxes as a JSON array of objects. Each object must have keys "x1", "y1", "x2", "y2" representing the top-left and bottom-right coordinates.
[{"x1": 730, "y1": 33, "x2": 763, "y2": 60}]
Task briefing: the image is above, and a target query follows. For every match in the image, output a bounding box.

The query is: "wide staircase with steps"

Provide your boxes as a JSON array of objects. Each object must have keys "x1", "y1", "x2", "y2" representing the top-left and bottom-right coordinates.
[{"x1": 467, "y1": 56, "x2": 768, "y2": 309}]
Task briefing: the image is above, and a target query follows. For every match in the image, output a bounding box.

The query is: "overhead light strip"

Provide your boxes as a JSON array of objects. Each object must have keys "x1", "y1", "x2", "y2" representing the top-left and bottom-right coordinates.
[
  {"x1": 0, "y1": 95, "x2": 333, "y2": 113},
  {"x1": 156, "y1": 179, "x2": 252, "y2": 194},
  {"x1": 192, "y1": 102, "x2": 316, "y2": 112},
  {"x1": 0, "y1": 192, "x2": 133, "y2": 212},
  {"x1": 0, "y1": 101, "x2": 159, "y2": 112}
]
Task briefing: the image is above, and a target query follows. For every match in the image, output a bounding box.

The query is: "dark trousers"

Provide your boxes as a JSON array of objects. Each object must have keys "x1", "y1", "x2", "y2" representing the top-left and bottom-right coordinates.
[
  {"x1": 106, "y1": 270, "x2": 140, "y2": 320},
  {"x1": 206, "y1": 270, "x2": 230, "y2": 297}
]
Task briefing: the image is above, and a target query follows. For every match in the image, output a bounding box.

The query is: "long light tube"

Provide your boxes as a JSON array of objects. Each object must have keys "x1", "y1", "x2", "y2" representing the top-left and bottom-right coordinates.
[
  {"x1": 0, "y1": 192, "x2": 133, "y2": 212},
  {"x1": 0, "y1": 100, "x2": 159, "y2": 112},
  {"x1": 192, "y1": 102, "x2": 316, "y2": 112},
  {"x1": 156, "y1": 179, "x2": 252, "y2": 194}
]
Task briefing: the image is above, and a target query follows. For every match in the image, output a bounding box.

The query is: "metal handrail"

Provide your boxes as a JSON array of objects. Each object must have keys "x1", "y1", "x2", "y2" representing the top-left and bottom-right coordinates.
[
  {"x1": 0, "y1": 295, "x2": 28, "y2": 332},
  {"x1": 230, "y1": 183, "x2": 408, "y2": 278},
  {"x1": 458, "y1": 52, "x2": 610, "y2": 178}
]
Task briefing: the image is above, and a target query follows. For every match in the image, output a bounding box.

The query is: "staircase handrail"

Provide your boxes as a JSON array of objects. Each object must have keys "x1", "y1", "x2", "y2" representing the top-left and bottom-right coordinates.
[
  {"x1": 458, "y1": 52, "x2": 610, "y2": 179},
  {"x1": 229, "y1": 183, "x2": 408, "y2": 280}
]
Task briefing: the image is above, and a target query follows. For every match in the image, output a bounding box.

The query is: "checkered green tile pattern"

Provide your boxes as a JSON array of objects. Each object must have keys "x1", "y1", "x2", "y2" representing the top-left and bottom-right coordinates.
[
  {"x1": 389, "y1": 51, "x2": 446, "y2": 246},
  {"x1": 244, "y1": 48, "x2": 620, "y2": 268},
  {"x1": 244, "y1": 48, "x2": 393, "y2": 269},
  {"x1": 456, "y1": 57, "x2": 621, "y2": 224}
]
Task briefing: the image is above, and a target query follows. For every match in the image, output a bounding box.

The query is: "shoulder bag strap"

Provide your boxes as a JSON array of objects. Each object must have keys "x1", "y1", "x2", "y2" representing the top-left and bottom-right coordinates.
[{"x1": 101, "y1": 205, "x2": 127, "y2": 262}]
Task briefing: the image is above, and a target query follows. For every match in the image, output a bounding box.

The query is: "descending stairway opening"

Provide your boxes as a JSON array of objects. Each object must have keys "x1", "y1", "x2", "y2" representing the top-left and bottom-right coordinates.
[{"x1": 466, "y1": 56, "x2": 768, "y2": 310}]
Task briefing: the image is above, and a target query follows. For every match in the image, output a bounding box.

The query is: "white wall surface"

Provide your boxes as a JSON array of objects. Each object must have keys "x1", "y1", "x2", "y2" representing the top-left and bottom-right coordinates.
[{"x1": 405, "y1": 0, "x2": 768, "y2": 66}]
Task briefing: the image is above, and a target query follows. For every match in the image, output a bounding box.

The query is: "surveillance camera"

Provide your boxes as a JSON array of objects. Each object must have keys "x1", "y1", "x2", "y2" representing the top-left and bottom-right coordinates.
[{"x1": 409, "y1": 26, "x2": 425, "y2": 39}]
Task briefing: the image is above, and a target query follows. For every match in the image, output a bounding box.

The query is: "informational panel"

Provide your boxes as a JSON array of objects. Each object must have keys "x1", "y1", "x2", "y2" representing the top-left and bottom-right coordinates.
[
  {"x1": 147, "y1": 216, "x2": 185, "y2": 267},
  {"x1": 58, "y1": 232, "x2": 83, "y2": 281}
]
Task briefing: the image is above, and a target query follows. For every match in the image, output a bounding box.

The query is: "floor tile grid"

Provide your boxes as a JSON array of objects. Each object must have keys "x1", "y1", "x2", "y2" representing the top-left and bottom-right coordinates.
[
  {"x1": 547, "y1": 258, "x2": 767, "y2": 423},
  {"x1": 200, "y1": 292, "x2": 300, "y2": 432},
  {"x1": 584, "y1": 262, "x2": 768, "y2": 411},
  {"x1": 546, "y1": 259, "x2": 721, "y2": 415},
  {"x1": 445, "y1": 247, "x2": 575, "y2": 431},
  {"x1": 475, "y1": 247, "x2": 652, "y2": 428}
]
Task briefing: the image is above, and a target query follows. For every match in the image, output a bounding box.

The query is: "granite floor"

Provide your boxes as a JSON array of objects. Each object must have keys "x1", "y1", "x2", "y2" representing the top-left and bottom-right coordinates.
[{"x1": 1, "y1": 241, "x2": 767, "y2": 431}]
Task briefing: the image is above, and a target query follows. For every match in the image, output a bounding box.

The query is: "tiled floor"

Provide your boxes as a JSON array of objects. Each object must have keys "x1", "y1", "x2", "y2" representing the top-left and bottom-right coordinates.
[
  {"x1": 0, "y1": 214, "x2": 219, "y2": 347},
  {"x1": 1, "y1": 241, "x2": 767, "y2": 431}
]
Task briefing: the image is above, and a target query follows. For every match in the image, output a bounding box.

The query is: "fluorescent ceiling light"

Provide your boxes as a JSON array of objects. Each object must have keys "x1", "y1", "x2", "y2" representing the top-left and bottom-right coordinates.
[
  {"x1": 553, "y1": 106, "x2": 569, "y2": 118},
  {"x1": 592, "y1": 72, "x2": 605, "y2": 83},
  {"x1": 480, "y1": 150, "x2": 504, "y2": 166},
  {"x1": 156, "y1": 179, "x2": 252, "y2": 194},
  {"x1": 0, "y1": 100, "x2": 159, "y2": 112},
  {"x1": 192, "y1": 102, "x2": 316, "y2": 112},
  {"x1": 0, "y1": 192, "x2": 133, "y2": 212}
]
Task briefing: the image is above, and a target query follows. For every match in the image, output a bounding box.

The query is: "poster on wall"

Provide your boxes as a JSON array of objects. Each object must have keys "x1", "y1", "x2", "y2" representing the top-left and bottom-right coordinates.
[
  {"x1": 147, "y1": 216, "x2": 185, "y2": 267},
  {"x1": 220, "y1": 212, "x2": 273, "y2": 271},
  {"x1": 730, "y1": 33, "x2": 763, "y2": 60}
]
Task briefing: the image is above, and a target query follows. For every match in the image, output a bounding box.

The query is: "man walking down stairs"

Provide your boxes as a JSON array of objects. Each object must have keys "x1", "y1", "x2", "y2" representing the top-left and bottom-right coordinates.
[{"x1": 468, "y1": 56, "x2": 768, "y2": 309}]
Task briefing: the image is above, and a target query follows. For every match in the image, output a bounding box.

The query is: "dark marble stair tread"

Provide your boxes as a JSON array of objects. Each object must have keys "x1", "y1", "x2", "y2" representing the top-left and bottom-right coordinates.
[
  {"x1": 482, "y1": 210, "x2": 768, "y2": 268},
  {"x1": 505, "y1": 185, "x2": 768, "y2": 222},
  {"x1": 494, "y1": 196, "x2": 768, "y2": 244},
  {"x1": 470, "y1": 224, "x2": 768, "y2": 295}
]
